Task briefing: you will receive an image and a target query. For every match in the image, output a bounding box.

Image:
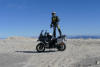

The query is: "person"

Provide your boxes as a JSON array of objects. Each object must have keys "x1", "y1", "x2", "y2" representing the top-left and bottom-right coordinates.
[{"x1": 50, "y1": 12, "x2": 62, "y2": 37}]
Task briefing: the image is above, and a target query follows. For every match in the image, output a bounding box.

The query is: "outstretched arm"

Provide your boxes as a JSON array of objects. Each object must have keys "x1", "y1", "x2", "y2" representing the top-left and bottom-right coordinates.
[
  {"x1": 50, "y1": 17, "x2": 53, "y2": 28},
  {"x1": 50, "y1": 22, "x2": 53, "y2": 28}
]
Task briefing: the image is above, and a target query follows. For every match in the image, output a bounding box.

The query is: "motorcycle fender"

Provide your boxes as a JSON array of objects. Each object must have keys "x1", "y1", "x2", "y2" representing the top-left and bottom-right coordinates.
[
  {"x1": 60, "y1": 42, "x2": 65, "y2": 45},
  {"x1": 39, "y1": 41, "x2": 45, "y2": 46}
]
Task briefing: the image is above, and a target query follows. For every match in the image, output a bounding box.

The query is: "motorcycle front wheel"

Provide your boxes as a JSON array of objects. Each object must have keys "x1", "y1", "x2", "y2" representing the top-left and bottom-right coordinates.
[{"x1": 36, "y1": 43, "x2": 45, "y2": 52}]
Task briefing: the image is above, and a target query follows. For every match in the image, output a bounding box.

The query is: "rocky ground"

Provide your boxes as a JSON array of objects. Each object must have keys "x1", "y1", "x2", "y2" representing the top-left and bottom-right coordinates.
[{"x1": 0, "y1": 37, "x2": 100, "y2": 67}]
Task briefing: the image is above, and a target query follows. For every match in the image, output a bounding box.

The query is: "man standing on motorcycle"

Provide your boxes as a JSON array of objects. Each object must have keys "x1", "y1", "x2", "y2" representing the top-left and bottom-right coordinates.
[{"x1": 50, "y1": 12, "x2": 62, "y2": 37}]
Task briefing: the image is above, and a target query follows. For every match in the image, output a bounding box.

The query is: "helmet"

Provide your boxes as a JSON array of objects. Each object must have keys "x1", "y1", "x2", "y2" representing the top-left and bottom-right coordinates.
[
  {"x1": 49, "y1": 33, "x2": 52, "y2": 36},
  {"x1": 52, "y1": 12, "x2": 56, "y2": 14},
  {"x1": 47, "y1": 33, "x2": 52, "y2": 36}
]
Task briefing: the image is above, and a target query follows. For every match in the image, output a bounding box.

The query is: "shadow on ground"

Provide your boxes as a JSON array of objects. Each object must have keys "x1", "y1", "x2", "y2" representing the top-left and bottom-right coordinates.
[{"x1": 16, "y1": 50, "x2": 57, "y2": 54}]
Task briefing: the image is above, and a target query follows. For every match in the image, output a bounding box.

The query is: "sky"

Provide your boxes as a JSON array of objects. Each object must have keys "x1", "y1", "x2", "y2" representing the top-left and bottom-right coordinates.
[{"x1": 0, "y1": 0, "x2": 100, "y2": 38}]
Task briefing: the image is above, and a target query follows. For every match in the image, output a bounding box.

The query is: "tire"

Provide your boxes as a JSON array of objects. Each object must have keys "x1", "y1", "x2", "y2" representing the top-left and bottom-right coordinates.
[
  {"x1": 36, "y1": 43, "x2": 45, "y2": 52},
  {"x1": 57, "y1": 42, "x2": 66, "y2": 51}
]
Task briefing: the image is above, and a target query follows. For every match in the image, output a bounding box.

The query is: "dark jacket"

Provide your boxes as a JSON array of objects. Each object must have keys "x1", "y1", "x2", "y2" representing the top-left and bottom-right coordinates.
[{"x1": 51, "y1": 16, "x2": 60, "y2": 25}]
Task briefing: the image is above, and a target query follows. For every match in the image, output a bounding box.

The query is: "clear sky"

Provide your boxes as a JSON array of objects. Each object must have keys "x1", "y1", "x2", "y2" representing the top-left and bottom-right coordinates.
[{"x1": 0, "y1": 0, "x2": 100, "y2": 38}]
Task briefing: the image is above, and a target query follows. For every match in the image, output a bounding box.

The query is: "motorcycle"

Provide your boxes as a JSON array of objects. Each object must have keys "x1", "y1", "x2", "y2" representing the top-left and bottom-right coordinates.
[{"x1": 36, "y1": 30, "x2": 66, "y2": 52}]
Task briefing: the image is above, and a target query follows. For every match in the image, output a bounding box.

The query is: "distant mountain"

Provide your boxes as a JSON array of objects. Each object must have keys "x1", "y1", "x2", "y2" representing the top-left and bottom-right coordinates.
[
  {"x1": 1, "y1": 35, "x2": 99, "y2": 39},
  {"x1": 67, "y1": 35, "x2": 100, "y2": 39},
  {"x1": 33, "y1": 35, "x2": 100, "y2": 39},
  {"x1": 0, "y1": 38, "x2": 6, "y2": 39}
]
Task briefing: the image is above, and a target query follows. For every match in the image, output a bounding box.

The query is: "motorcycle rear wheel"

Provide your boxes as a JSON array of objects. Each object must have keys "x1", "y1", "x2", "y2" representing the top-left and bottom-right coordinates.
[{"x1": 57, "y1": 42, "x2": 66, "y2": 51}]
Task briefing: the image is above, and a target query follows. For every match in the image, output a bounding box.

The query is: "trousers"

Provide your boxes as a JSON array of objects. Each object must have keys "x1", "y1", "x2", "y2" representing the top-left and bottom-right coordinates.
[{"x1": 53, "y1": 25, "x2": 62, "y2": 37}]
